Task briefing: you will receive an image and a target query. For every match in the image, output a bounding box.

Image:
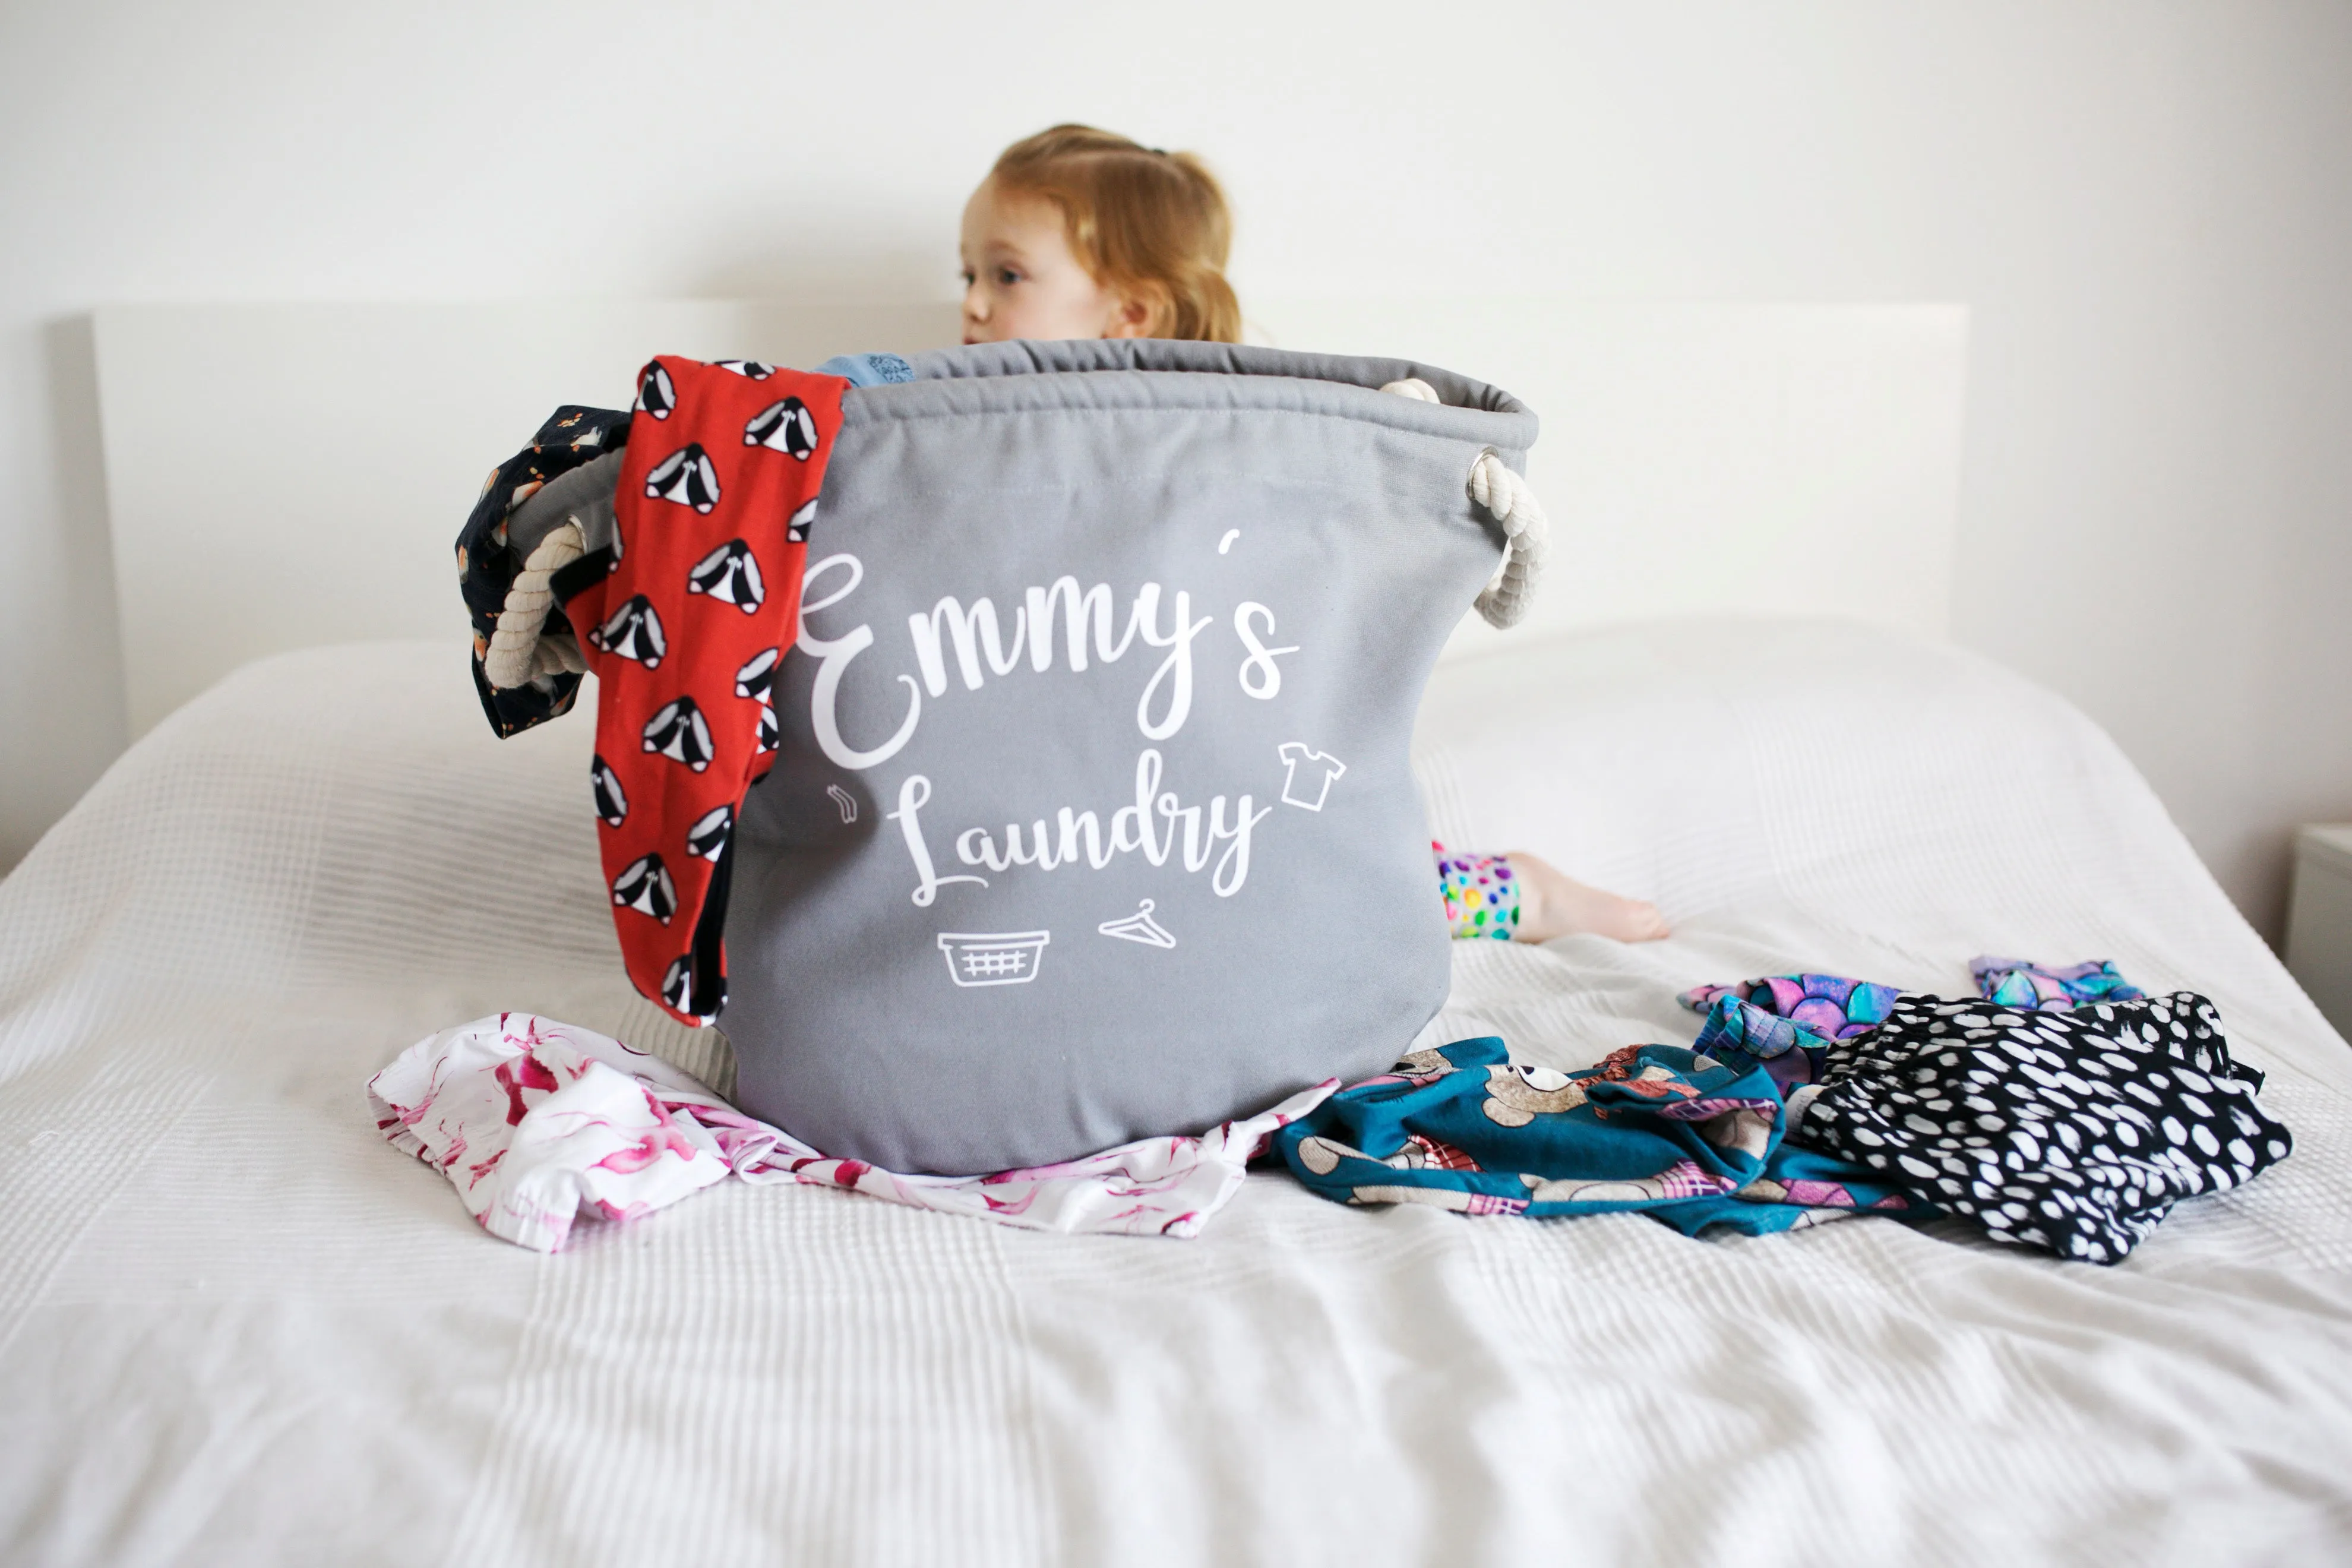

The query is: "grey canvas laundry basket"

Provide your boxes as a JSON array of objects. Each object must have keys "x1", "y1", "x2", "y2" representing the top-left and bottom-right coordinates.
[{"x1": 710, "y1": 339, "x2": 1538, "y2": 1173}]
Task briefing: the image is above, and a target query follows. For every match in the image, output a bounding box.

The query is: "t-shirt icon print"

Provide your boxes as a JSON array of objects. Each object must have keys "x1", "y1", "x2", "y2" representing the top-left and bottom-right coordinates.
[{"x1": 1278, "y1": 742, "x2": 1346, "y2": 811}]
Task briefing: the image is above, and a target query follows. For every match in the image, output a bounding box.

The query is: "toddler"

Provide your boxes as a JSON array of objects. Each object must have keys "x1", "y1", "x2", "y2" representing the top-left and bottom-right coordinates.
[{"x1": 960, "y1": 124, "x2": 1668, "y2": 945}]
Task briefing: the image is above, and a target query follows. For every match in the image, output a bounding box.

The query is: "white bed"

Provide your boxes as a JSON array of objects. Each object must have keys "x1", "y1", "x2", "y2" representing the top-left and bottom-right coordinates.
[
  {"x1": 4, "y1": 624, "x2": 2350, "y2": 1564},
  {"x1": 7, "y1": 305, "x2": 2351, "y2": 1563}
]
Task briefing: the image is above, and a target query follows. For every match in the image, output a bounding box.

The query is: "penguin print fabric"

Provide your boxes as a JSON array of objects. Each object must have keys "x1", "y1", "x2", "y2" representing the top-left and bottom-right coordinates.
[{"x1": 550, "y1": 356, "x2": 849, "y2": 1027}]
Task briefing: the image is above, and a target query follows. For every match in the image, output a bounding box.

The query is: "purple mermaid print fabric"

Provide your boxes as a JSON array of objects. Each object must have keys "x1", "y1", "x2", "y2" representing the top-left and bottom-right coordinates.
[
  {"x1": 1675, "y1": 973, "x2": 1904, "y2": 1092},
  {"x1": 1971, "y1": 956, "x2": 2145, "y2": 1011},
  {"x1": 1680, "y1": 973, "x2": 1904, "y2": 1039},
  {"x1": 1677, "y1": 956, "x2": 2145, "y2": 1089}
]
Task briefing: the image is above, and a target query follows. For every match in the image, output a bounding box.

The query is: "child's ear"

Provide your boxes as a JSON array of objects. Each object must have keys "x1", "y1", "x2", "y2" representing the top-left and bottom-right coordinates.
[{"x1": 1105, "y1": 287, "x2": 1164, "y2": 340}]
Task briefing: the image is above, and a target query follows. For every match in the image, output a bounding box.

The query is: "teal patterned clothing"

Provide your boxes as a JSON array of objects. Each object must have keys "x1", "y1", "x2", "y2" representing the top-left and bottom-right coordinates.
[{"x1": 1275, "y1": 1036, "x2": 1925, "y2": 1235}]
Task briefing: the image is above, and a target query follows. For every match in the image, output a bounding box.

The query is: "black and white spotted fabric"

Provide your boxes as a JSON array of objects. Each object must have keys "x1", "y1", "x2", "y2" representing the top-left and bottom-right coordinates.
[{"x1": 1785, "y1": 992, "x2": 2291, "y2": 1263}]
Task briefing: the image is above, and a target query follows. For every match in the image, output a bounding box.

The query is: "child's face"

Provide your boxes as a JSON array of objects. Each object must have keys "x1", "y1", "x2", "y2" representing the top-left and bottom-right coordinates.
[{"x1": 960, "y1": 178, "x2": 1150, "y2": 344}]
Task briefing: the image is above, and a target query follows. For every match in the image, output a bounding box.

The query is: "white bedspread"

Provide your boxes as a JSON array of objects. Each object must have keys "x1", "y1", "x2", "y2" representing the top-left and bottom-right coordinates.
[{"x1": 4, "y1": 623, "x2": 2348, "y2": 1566}]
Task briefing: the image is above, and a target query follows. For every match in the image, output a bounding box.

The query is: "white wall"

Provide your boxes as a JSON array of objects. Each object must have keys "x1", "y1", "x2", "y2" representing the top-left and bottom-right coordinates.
[{"x1": 3, "y1": 0, "x2": 2347, "y2": 941}]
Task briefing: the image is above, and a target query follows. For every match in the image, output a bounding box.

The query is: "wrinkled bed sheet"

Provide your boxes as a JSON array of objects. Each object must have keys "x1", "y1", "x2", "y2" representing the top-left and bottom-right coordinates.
[{"x1": 3, "y1": 622, "x2": 2348, "y2": 1567}]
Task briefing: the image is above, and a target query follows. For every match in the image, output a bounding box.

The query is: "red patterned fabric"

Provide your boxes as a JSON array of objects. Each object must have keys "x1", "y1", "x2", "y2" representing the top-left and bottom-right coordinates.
[{"x1": 554, "y1": 356, "x2": 849, "y2": 1026}]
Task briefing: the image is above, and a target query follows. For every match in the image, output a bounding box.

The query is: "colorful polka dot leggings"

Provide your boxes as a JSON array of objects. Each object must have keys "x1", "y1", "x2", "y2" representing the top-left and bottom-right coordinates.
[{"x1": 1434, "y1": 843, "x2": 1519, "y2": 940}]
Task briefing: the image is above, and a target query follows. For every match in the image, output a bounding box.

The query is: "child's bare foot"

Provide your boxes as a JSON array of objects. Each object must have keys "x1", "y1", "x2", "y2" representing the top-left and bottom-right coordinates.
[{"x1": 1506, "y1": 853, "x2": 1670, "y2": 944}]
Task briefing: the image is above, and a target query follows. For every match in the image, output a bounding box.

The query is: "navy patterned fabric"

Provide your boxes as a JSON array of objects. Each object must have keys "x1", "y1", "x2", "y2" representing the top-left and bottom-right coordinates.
[{"x1": 454, "y1": 405, "x2": 633, "y2": 737}]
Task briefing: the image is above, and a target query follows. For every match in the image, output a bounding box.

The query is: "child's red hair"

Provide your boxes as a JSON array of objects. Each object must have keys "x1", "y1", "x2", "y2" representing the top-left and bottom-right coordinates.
[{"x1": 990, "y1": 125, "x2": 1241, "y2": 343}]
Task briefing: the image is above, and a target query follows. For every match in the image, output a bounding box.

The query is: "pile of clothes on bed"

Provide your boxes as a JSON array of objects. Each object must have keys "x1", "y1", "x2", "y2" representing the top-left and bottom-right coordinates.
[
  {"x1": 375, "y1": 953, "x2": 2291, "y2": 1264},
  {"x1": 1277, "y1": 957, "x2": 2293, "y2": 1263}
]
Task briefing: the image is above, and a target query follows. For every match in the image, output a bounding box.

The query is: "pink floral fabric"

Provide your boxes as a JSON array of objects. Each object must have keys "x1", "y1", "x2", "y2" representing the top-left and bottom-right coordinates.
[{"x1": 369, "y1": 1013, "x2": 1336, "y2": 1252}]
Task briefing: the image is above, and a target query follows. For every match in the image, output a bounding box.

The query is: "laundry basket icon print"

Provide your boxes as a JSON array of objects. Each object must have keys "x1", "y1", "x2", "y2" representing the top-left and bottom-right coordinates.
[{"x1": 937, "y1": 930, "x2": 1052, "y2": 987}]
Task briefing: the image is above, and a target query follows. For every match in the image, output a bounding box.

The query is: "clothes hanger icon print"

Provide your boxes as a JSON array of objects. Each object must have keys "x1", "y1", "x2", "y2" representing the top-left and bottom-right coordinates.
[{"x1": 1098, "y1": 899, "x2": 1177, "y2": 949}]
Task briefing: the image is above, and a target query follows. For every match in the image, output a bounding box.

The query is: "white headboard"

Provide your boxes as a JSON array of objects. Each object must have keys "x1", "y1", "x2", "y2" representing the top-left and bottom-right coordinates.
[{"x1": 92, "y1": 299, "x2": 1965, "y2": 736}]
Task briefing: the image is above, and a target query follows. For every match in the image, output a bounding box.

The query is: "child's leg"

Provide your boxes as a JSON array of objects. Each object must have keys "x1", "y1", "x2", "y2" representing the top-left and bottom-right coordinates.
[
  {"x1": 1432, "y1": 846, "x2": 1669, "y2": 944},
  {"x1": 1509, "y1": 852, "x2": 1668, "y2": 943}
]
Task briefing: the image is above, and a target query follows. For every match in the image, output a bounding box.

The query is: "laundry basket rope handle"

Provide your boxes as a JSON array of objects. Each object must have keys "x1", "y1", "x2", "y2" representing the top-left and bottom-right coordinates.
[
  {"x1": 1382, "y1": 378, "x2": 1549, "y2": 630},
  {"x1": 484, "y1": 521, "x2": 586, "y2": 690}
]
